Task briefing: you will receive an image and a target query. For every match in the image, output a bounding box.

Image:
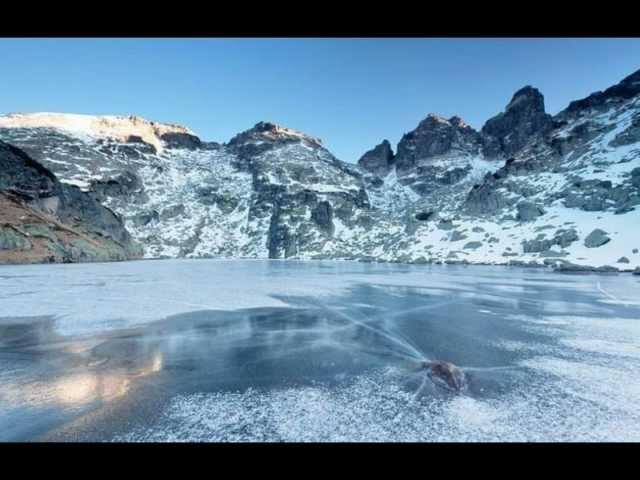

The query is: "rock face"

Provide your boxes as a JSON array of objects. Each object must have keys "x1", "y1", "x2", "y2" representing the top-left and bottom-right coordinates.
[
  {"x1": 0, "y1": 67, "x2": 639, "y2": 269},
  {"x1": 310, "y1": 201, "x2": 335, "y2": 236},
  {"x1": 159, "y1": 132, "x2": 202, "y2": 150},
  {"x1": 481, "y1": 86, "x2": 554, "y2": 158},
  {"x1": 0, "y1": 140, "x2": 142, "y2": 264},
  {"x1": 395, "y1": 115, "x2": 483, "y2": 175},
  {"x1": 357, "y1": 140, "x2": 394, "y2": 177},
  {"x1": 415, "y1": 211, "x2": 436, "y2": 221},
  {"x1": 91, "y1": 170, "x2": 144, "y2": 203}
]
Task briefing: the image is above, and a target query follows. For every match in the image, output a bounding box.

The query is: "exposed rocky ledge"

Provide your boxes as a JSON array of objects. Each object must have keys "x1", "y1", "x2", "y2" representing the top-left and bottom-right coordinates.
[{"x1": 0, "y1": 140, "x2": 143, "y2": 264}]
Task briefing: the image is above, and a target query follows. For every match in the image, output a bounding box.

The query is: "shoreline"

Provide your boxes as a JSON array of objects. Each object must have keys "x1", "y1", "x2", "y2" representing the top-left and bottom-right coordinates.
[{"x1": 1, "y1": 255, "x2": 638, "y2": 275}]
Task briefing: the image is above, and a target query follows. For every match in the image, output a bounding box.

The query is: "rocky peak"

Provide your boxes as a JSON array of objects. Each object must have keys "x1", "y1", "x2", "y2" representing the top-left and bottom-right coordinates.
[
  {"x1": 415, "y1": 114, "x2": 474, "y2": 132},
  {"x1": 357, "y1": 139, "x2": 395, "y2": 177},
  {"x1": 448, "y1": 116, "x2": 470, "y2": 128},
  {"x1": 481, "y1": 85, "x2": 553, "y2": 158},
  {"x1": 505, "y1": 86, "x2": 546, "y2": 113},
  {"x1": 228, "y1": 121, "x2": 323, "y2": 149},
  {"x1": 394, "y1": 114, "x2": 482, "y2": 173}
]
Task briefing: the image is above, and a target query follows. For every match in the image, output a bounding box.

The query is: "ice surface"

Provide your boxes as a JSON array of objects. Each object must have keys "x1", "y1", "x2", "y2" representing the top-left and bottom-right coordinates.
[
  {"x1": 0, "y1": 259, "x2": 538, "y2": 337},
  {"x1": 1, "y1": 260, "x2": 639, "y2": 441}
]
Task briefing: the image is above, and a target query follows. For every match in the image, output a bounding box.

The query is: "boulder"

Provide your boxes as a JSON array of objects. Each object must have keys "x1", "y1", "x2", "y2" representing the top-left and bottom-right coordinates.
[
  {"x1": 522, "y1": 229, "x2": 577, "y2": 253},
  {"x1": 555, "y1": 228, "x2": 579, "y2": 247},
  {"x1": 522, "y1": 238, "x2": 552, "y2": 253},
  {"x1": 554, "y1": 263, "x2": 596, "y2": 273},
  {"x1": 554, "y1": 263, "x2": 618, "y2": 274},
  {"x1": 437, "y1": 219, "x2": 455, "y2": 230},
  {"x1": 539, "y1": 250, "x2": 569, "y2": 258},
  {"x1": 516, "y1": 201, "x2": 545, "y2": 222},
  {"x1": 421, "y1": 360, "x2": 467, "y2": 392},
  {"x1": 450, "y1": 230, "x2": 468, "y2": 242},
  {"x1": 584, "y1": 229, "x2": 611, "y2": 248},
  {"x1": 595, "y1": 265, "x2": 619, "y2": 273}
]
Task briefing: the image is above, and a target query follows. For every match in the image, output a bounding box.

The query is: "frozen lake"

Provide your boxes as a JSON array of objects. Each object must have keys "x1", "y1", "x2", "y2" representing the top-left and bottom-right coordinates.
[{"x1": 1, "y1": 259, "x2": 639, "y2": 442}]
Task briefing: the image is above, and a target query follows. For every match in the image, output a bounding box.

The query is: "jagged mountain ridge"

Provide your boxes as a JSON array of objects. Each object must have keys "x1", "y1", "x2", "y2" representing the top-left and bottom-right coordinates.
[{"x1": 1, "y1": 68, "x2": 639, "y2": 270}]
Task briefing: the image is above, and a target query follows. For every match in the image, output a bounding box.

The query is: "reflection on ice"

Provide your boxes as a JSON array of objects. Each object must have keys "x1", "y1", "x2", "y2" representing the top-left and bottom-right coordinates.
[
  {"x1": 53, "y1": 373, "x2": 130, "y2": 405},
  {"x1": 0, "y1": 350, "x2": 163, "y2": 412}
]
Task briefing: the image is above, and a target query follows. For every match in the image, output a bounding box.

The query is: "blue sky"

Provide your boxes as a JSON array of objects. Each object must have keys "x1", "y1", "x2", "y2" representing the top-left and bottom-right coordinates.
[{"x1": 1, "y1": 38, "x2": 639, "y2": 162}]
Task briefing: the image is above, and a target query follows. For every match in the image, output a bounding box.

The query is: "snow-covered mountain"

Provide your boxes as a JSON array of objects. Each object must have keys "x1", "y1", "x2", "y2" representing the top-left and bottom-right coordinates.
[{"x1": 1, "y1": 68, "x2": 639, "y2": 271}]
